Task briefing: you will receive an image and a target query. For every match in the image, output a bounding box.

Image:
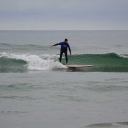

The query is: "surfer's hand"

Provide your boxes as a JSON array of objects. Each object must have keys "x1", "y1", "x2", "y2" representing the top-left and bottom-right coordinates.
[
  {"x1": 70, "y1": 53, "x2": 72, "y2": 56},
  {"x1": 50, "y1": 45, "x2": 53, "y2": 47}
]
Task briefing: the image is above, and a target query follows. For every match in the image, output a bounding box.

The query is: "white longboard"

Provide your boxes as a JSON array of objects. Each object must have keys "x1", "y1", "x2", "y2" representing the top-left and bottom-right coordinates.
[{"x1": 66, "y1": 65, "x2": 94, "y2": 68}]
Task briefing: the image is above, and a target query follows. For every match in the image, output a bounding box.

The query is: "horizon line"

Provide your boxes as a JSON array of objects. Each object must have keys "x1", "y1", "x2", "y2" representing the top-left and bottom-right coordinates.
[{"x1": 0, "y1": 29, "x2": 128, "y2": 31}]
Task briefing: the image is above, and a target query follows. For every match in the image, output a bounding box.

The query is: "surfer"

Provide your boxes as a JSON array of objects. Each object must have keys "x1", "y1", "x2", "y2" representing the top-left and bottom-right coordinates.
[{"x1": 51, "y1": 39, "x2": 72, "y2": 65}]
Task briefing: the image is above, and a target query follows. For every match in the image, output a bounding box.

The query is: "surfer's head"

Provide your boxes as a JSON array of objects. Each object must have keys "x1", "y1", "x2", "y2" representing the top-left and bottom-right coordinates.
[{"x1": 65, "y1": 38, "x2": 68, "y2": 43}]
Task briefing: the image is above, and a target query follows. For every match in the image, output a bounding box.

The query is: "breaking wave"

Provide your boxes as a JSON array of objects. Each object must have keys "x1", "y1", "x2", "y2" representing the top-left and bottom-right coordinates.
[
  {"x1": 0, "y1": 52, "x2": 66, "y2": 72},
  {"x1": 0, "y1": 52, "x2": 128, "y2": 72}
]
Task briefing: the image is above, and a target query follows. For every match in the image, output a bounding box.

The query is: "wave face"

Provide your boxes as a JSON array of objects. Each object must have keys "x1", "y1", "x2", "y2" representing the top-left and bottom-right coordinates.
[
  {"x1": 0, "y1": 52, "x2": 128, "y2": 72},
  {"x1": 68, "y1": 53, "x2": 128, "y2": 72}
]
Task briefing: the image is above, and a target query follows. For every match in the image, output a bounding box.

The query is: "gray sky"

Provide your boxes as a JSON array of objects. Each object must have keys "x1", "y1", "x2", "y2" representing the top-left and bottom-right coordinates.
[{"x1": 0, "y1": 0, "x2": 128, "y2": 30}]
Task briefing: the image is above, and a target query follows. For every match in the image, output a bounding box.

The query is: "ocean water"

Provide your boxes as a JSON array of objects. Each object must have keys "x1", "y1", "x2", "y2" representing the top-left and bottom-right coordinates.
[{"x1": 0, "y1": 30, "x2": 128, "y2": 128}]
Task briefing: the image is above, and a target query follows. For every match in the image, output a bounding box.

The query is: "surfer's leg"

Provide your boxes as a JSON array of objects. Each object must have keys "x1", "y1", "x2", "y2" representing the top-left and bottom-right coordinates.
[
  {"x1": 59, "y1": 52, "x2": 63, "y2": 62},
  {"x1": 65, "y1": 52, "x2": 68, "y2": 64}
]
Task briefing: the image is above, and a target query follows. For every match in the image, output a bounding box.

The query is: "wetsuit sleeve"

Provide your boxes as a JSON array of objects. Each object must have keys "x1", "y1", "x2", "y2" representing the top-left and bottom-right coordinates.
[
  {"x1": 53, "y1": 42, "x2": 62, "y2": 46},
  {"x1": 53, "y1": 43, "x2": 60, "y2": 46}
]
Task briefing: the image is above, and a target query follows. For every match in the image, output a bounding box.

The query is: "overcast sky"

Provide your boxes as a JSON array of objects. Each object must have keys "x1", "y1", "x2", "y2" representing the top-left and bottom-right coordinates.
[{"x1": 0, "y1": 0, "x2": 128, "y2": 30}]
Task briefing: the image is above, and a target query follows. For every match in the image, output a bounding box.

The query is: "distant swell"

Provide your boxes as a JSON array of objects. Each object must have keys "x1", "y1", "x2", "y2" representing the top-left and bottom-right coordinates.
[
  {"x1": 85, "y1": 122, "x2": 128, "y2": 128},
  {"x1": 0, "y1": 52, "x2": 128, "y2": 72}
]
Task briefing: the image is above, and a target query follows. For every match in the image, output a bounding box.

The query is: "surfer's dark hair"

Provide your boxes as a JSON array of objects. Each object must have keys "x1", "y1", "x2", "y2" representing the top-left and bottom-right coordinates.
[{"x1": 65, "y1": 39, "x2": 68, "y2": 41}]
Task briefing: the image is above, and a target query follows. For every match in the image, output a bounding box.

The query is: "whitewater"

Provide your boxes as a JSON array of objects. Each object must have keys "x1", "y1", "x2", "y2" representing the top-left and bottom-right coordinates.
[{"x1": 0, "y1": 52, "x2": 66, "y2": 71}]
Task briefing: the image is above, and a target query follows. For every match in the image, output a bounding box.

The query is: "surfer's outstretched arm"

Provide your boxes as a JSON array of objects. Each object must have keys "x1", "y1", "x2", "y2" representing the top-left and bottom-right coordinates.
[{"x1": 50, "y1": 43, "x2": 60, "y2": 47}]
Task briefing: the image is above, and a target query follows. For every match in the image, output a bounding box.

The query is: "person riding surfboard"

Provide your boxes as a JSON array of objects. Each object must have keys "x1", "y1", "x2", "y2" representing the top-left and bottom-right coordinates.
[{"x1": 51, "y1": 39, "x2": 72, "y2": 65}]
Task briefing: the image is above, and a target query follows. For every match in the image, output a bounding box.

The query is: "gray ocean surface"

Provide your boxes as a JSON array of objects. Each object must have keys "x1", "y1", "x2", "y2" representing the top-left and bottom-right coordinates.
[{"x1": 0, "y1": 30, "x2": 128, "y2": 128}]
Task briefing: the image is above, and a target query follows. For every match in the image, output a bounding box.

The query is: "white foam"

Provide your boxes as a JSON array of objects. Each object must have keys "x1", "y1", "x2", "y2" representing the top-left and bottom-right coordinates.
[
  {"x1": 119, "y1": 54, "x2": 128, "y2": 59},
  {"x1": 0, "y1": 52, "x2": 66, "y2": 70}
]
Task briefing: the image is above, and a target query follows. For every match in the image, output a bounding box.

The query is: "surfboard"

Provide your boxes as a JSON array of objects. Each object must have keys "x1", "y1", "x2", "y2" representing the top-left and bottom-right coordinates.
[{"x1": 66, "y1": 65, "x2": 94, "y2": 68}]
